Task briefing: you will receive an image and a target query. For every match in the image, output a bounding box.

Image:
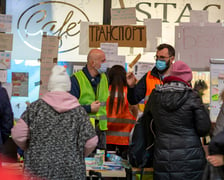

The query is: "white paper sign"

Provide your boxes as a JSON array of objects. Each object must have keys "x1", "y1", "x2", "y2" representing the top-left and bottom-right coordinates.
[
  {"x1": 73, "y1": 65, "x2": 84, "y2": 73},
  {"x1": 0, "y1": 52, "x2": 11, "y2": 69},
  {"x1": 39, "y1": 35, "x2": 59, "y2": 97},
  {"x1": 0, "y1": 14, "x2": 12, "y2": 32},
  {"x1": 101, "y1": 43, "x2": 118, "y2": 57},
  {"x1": 0, "y1": 33, "x2": 13, "y2": 51},
  {"x1": 106, "y1": 55, "x2": 125, "y2": 68},
  {"x1": 2, "y1": 82, "x2": 12, "y2": 98},
  {"x1": 144, "y1": 19, "x2": 162, "y2": 52},
  {"x1": 12, "y1": 72, "x2": 29, "y2": 97},
  {"x1": 111, "y1": 7, "x2": 136, "y2": 25},
  {"x1": 175, "y1": 26, "x2": 224, "y2": 70},
  {"x1": 190, "y1": 10, "x2": 208, "y2": 23},
  {"x1": 79, "y1": 21, "x2": 99, "y2": 55},
  {"x1": 133, "y1": 62, "x2": 154, "y2": 80},
  {"x1": 0, "y1": 70, "x2": 7, "y2": 82},
  {"x1": 210, "y1": 60, "x2": 224, "y2": 122}
]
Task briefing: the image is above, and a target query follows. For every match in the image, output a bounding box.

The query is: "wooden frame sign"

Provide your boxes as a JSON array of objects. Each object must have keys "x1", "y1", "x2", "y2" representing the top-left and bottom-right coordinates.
[{"x1": 89, "y1": 25, "x2": 146, "y2": 47}]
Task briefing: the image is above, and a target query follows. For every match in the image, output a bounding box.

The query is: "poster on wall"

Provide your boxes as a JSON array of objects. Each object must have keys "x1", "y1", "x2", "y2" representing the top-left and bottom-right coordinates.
[
  {"x1": 73, "y1": 65, "x2": 84, "y2": 73},
  {"x1": 6, "y1": 59, "x2": 41, "y2": 119},
  {"x1": 101, "y1": 43, "x2": 118, "y2": 56},
  {"x1": 39, "y1": 35, "x2": 59, "y2": 97},
  {"x1": 12, "y1": 72, "x2": 29, "y2": 97},
  {"x1": 190, "y1": 10, "x2": 208, "y2": 23},
  {"x1": 0, "y1": 52, "x2": 11, "y2": 69},
  {"x1": 111, "y1": 7, "x2": 136, "y2": 25},
  {"x1": 106, "y1": 55, "x2": 126, "y2": 68},
  {"x1": 0, "y1": 33, "x2": 13, "y2": 51},
  {"x1": 79, "y1": 21, "x2": 98, "y2": 55},
  {"x1": 133, "y1": 62, "x2": 154, "y2": 80},
  {"x1": 144, "y1": 19, "x2": 162, "y2": 52},
  {"x1": 2, "y1": 82, "x2": 12, "y2": 98},
  {"x1": 175, "y1": 25, "x2": 224, "y2": 70},
  {"x1": 0, "y1": 14, "x2": 12, "y2": 32},
  {"x1": 100, "y1": 42, "x2": 125, "y2": 68},
  {"x1": 210, "y1": 59, "x2": 224, "y2": 122},
  {"x1": 0, "y1": 70, "x2": 7, "y2": 82}
]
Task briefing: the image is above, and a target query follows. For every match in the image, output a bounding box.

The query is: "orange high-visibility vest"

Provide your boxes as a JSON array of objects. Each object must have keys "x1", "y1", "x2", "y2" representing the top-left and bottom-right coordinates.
[
  {"x1": 144, "y1": 71, "x2": 162, "y2": 104},
  {"x1": 106, "y1": 86, "x2": 136, "y2": 145}
]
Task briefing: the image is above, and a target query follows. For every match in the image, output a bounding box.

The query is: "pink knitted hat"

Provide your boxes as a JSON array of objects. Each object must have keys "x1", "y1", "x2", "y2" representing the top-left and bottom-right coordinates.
[{"x1": 170, "y1": 61, "x2": 192, "y2": 82}]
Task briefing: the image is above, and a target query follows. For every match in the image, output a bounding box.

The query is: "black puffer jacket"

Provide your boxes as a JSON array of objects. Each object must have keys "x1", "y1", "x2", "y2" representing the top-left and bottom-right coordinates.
[
  {"x1": 144, "y1": 78, "x2": 211, "y2": 180},
  {"x1": 0, "y1": 84, "x2": 13, "y2": 145}
]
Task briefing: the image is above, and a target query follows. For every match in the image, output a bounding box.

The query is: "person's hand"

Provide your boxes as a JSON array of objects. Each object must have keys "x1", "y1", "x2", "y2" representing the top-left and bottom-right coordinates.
[
  {"x1": 25, "y1": 101, "x2": 30, "y2": 107},
  {"x1": 91, "y1": 100, "x2": 101, "y2": 113},
  {"x1": 126, "y1": 72, "x2": 137, "y2": 88},
  {"x1": 207, "y1": 154, "x2": 224, "y2": 167}
]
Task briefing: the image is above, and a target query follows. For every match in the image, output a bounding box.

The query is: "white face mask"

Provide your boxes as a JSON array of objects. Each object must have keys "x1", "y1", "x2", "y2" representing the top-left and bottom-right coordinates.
[{"x1": 96, "y1": 62, "x2": 108, "y2": 74}]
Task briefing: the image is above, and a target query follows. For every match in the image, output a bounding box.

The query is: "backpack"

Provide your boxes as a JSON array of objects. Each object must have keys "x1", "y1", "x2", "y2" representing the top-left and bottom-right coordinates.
[{"x1": 128, "y1": 115, "x2": 155, "y2": 168}]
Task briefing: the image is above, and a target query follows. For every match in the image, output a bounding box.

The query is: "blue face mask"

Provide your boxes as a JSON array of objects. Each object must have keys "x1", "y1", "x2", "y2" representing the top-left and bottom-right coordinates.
[
  {"x1": 155, "y1": 60, "x2": 167, "y2": 71},
  {"x1": 97, "y1": 62, "x2": 107, "y2": 74}
]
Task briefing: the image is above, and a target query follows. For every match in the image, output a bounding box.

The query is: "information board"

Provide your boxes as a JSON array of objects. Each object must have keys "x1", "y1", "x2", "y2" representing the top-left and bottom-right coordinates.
[
  {"x1": 175, "y1": 25, "x2": 224, "y2": 70},
  {"x1": 210, "y1": 58, "x2": 224, "y2": 122}
]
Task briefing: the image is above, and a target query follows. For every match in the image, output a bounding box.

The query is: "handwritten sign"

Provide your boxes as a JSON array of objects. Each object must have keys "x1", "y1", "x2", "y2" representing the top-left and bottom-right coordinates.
[
  {"x1": 133, "y1": 62, "x2": 154, "y2": 80},
  {"x1": 106, "y1": 55, "x2": 126, "y2": 68},
  {"x1": 0, "y1": 70, "x2": 7, "y2": 82},
  {"x1": 79, "y1": 21, "x2": 98, "y2": 55},
  {"x1": 89, "y1": 25, "x2": 146, "y2": 47},
  {"x1": 175, "y1": 25, "x2": 224, "y2": 70},
  {"x1": 0, "y1": 52, "x2": 11, "y2": 69},
  {"x1": 0, "y1": 14, "x2": 12, "y2": 32},
  {"x1": 210, "y1": 60, "x2": 224, "y2": 122},
  {"x1": 100, "y1": 43, "x2": 125, "y2": 68},
  {"x1": 111, "y1": 7, "x2": 136, "y2": 25},
  {"x1": 0, "y1": 33, "x2": 13, "y2": 51},
  {"x1": 100, "y1": 43, "x2": 118, "y2": 56},
  {"x1": 144, "y1": 19, "x2": 162, "y2": 52},
  {"x1": 190, "y1": 10, "x2": 208, "y2": 23},
  {"x1": 2, "y1": 82, "x2": 12, "y2": 98},
  {"x1": 12, "y1": 72, "x2": 29, "y2": 97},
  {"x1": 39, "y1": 35, "x2": 59, "y2": 97}
]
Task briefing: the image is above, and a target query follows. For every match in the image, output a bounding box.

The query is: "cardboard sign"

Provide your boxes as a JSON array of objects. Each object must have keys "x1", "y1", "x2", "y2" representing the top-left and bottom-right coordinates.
[
  {"x1": 39, "y1": 35, "x2": 59, "y2": 97},
  {"x1": 0, "y1": 33, "x2": 13, "y2": 51},
  {"x1": 89, "y1": 25, "x2": 146, "y2": 47}
]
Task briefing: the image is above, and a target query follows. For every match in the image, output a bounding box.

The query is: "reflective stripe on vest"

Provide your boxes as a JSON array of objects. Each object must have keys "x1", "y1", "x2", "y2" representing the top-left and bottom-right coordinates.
[
  {"x1": 106, "y1": 131, "x2": 130, "y2": 137},
  {"x1": 144, "y1": 71, "x2": 161, "y2": 104},
  {"x1": 91, "y1": 115, "x2": 107, "y2": 120},
  {"x1": 74, "y1": 70, "x2": 109, "y2": 130},
  {"x1": 107, "y1": 117, "x2": 136, "y2": 124},
  {"x1": 106, "y1": 86, "x2": 136, "y2": 145}
]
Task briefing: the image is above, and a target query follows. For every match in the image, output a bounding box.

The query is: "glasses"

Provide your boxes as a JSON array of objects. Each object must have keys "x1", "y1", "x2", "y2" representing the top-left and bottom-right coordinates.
[{"x1": 154, "y1": 55, "x2": 171, "y2": 60}]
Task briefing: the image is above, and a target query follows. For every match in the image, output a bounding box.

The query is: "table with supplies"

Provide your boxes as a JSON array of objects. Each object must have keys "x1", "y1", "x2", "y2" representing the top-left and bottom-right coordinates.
[{"x1": 85, "y1": 157, "x2": 126, "y2": 178}]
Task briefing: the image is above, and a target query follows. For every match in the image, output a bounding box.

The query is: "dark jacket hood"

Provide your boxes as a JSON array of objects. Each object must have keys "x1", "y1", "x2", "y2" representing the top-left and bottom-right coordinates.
[{"x1": 154, "y1": 76, "x2": 192, "y2": 111}]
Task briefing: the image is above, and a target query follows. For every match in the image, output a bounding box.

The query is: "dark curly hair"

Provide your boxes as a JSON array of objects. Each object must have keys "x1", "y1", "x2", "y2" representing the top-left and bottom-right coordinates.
[{"x1": 157, "y1": 43, "x2": 175, "y2": 57}]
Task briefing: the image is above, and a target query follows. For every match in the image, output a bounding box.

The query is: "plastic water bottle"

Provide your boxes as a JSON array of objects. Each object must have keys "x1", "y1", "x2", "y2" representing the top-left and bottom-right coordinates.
[
  {"x1": 106, "y1": 153, "x2": 122, "y2": 163},
  {"x1": 106, "y1": 153, "x2": 131, "y2": 168}
]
